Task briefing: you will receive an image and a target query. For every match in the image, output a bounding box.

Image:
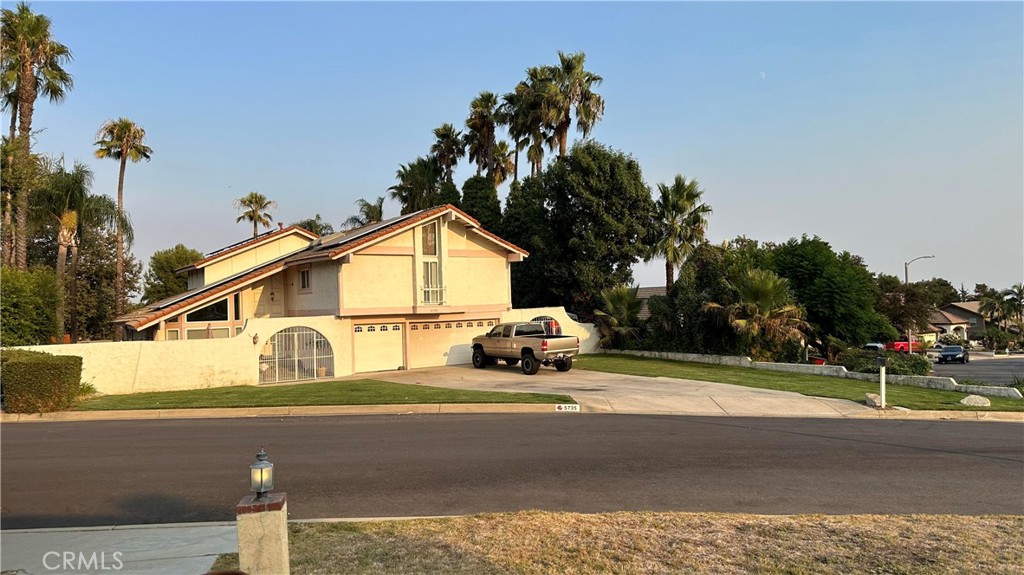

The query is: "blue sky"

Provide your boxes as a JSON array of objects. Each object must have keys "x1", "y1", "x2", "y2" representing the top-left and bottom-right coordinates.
[{"x1": 24, "y1": 1, "x2": 1024, "y2": 293}]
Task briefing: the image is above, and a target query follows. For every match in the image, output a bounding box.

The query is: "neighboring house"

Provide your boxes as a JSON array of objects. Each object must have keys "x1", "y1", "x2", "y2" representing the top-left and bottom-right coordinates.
[
  {"x1": 112, "y1": 204, "x2": 530, "y2": 382},
  {"x1": 926, "y1": 308, "x2": 971, "y2": 343},
  {"x1": 940, "y1": 301, "x2": 985, "y2": 339},
  {"x1": 636, "y1": 286, "x2": 668, "y2": 322}
]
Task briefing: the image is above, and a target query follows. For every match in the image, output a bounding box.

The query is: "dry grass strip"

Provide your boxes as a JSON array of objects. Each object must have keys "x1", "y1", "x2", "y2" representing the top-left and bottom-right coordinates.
[{"x1": 211, "y1": 511, "x2": 1024, "y2": 575}]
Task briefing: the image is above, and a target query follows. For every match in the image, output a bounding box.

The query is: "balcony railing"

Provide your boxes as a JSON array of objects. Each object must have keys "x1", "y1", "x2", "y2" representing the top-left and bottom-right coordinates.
[{"x1": 421, "y1": 286, "x2": 446, "y2": 305}]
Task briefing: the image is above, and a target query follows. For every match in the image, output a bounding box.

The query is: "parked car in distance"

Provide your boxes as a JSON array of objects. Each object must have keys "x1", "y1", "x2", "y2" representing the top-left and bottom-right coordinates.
[
  {"x1": 886, "y1": 340, "x2": 924, "y2": 353},
  {"x1": 936, "y1": 345, "x2": 970, "y2": 364},
  {"x1": 471, "y1": 322, "x2": 580, "y2": 375},
  {"x1": 863, "y1": 343, "x2": 885, "y2": 353}
]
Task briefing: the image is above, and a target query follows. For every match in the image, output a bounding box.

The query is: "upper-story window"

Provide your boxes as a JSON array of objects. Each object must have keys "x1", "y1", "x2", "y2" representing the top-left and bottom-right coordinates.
[
  {"x1": 420, "y1": 222, "x2": 443, "y2": 304},
  {"x1": 298, "y1": 265, "x2": 312, "y2": 293},
  {"x1": 422, "y1": 222, "x2": 438, "y2": 256}
]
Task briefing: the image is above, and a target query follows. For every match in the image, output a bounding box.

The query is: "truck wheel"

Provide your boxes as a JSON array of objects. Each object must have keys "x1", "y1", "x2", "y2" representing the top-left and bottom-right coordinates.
[
  {"x1": 472, "y1": 349, "x2": 488, "y2": 369},
  {"x1": 555, "y1": 357, "x2": 573, "y2": 372},
  {"x1": 504, "y1": 358, "x2": 520, "y2": 367},
  {"x1": 521, "y1": 353, "x2": 540, "y2": 375}
]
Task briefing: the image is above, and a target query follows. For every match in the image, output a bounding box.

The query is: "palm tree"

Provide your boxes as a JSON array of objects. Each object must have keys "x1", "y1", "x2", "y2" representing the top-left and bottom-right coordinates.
[
  {"x1": 233, "y1": 191, "x2": 277, "y2": 238},
  {"x1": 343, "y1": 196, "x2": 385, "y2": 229},
  {"x1": 1005, "y1": 283, "x2": 1024, "y2": 328},
  {"x1": 464, "y1": 91, "x2": 499, "y2": 176},
  {"x1": 593, "y1": 285, "x2": 642, "y2": 348},
  {"x1": 94, "y1": 118, "x2": 151, "y2": 317},
  {"x1": 430, "y1": 123, "x2": 464, "y2": 183},
  {"x1": 290, "y1": 213, "x2": 334, "y2": 236},
  {"x1": 388, "y1": 156, "x2": 441, "y2": 214},
  {"x1": 34, "y1": 158, "x2": 91, "y2": 333},
  {"x1": 646, "y1": 175, "x2": 713, "y2": 292},
  {"x1": 1, "y1": 1, "x2": 73, "y2": 269},
  {"x1": 490, "y1": 141, "x2": 515, "y2": 187},
  {"x1": 497, "y1": 90, "x2": 532, "y2": 182},
  {"x1": 541, "y1": 51, "x2": 604, "y2": 158},
  {"x1": 704, "y1": 269, "x2": 809, "y2": 351}
]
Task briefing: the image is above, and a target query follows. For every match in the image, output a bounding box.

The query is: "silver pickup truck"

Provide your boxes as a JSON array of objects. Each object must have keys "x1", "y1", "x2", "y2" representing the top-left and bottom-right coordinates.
[{"x1": 471, "y1": 322, "x2": 580, "y2": 375}]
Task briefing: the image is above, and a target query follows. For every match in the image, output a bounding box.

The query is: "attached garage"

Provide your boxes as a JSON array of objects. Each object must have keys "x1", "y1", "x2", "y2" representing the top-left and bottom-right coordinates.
[
  {"x1": 407, "y1": 318, "x2": 497, "y2": 369},
  {"x1": 353, "y1": 323, "x2": 405, "y2": 373}
]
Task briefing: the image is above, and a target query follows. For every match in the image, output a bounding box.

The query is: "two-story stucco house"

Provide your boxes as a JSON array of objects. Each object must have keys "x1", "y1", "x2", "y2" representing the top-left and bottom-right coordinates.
[{"x1": 113, "y1": 204, "x2": 529, "y2": 382}]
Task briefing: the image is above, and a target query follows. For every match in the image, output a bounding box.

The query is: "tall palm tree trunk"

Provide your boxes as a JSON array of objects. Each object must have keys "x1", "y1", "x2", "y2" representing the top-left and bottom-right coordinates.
[
  {"x1": 2, "y1": 191, "x2": 12, "y2": 267},
  {"x1": 115, "y1": 154, "x2": 127, "y2": 320},
  {"x1": 666, "y1": 261, "x2": 674, "y2": 294},
  {"x1": 557, "y1": 121, "x2": 570, "y2": 158},
  {"x1": 7, "y1": 105, "x2": 16, "y2": 142},
  {"x1": 15, "y1": 56, "x2": 37, "y2": 270},
  {"x1": 55, "y1": 237, "x2": 69, "y2": 336},
  {"x1": 513, "y1": 144, "x2": 520, "y2": 182},
  {"x1": 69, "y1": 239, "x2": 80, "y2": 343}
]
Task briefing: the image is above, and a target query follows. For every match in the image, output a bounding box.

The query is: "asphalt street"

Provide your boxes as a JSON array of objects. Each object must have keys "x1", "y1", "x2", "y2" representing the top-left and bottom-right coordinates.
[
  {"x1": 2, "y1": 414, "x2": 1022, "y2": 529},
  {"x1": 931, "y1": 355, "x2": 1024, "y2": 386}
]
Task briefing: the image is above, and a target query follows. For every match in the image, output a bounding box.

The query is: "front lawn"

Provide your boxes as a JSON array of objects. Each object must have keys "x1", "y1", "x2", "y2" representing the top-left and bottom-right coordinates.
[
  {"x1": 575, "y1": 355, "x2": 1024, "y2": 412},
  {"x1": 210, "y1": 511, "x2": 1024, "y2": 575},
  {"x1": 75, "y1": 379, "x2": 573, "y2": 411}
]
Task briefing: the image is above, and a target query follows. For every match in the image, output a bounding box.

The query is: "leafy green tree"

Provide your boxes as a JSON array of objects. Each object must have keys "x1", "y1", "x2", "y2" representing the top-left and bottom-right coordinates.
[
  {"x1": 342, "y1": 197, "x2": 385, "y2": 229},
  {"x1": 460, "y1": 175, "x2": 501, "y2": 231},
  {"x1": 67, "y1": 229, "x2": 141, "y2": 341},
  {"x1": 463, "y1": 91, "x2": 499, "y2": 176},
  {"x1": 503, "y1": 141, "x2": 655, "y2": 318},
  {"x1": 770, "y1": 235, "x2": 891, "y2": 347},
  {"x1": 0, "y1": 265, "x2": 59, "y2": 345},
  {"x1": 388, "y1": 156, "x2": 441, "y2": 214},
  {"x1": 142, "y1": 244, "x2": 203, "y2": 304},
  {"x1": 292, "y1": 213, "x2": 334, "y2": 235},
  {"x1": 232, "y1": 191, "x2": 276, "y2": 238},
  {"x1": 874, "y1": 273, "x2": 933, "y2": 336},
  {"x1": 94, "y1": 117, "x2": 151, "y2": 317},
  {"x1": 437, "y1": 180, "x2": 460, "y2": 207},
  {"x1": 1005, "y1": 283, "x2": 1024, "y2": 328},
  {"x1": 918, "y1": 277, "x2": 959, "y2": 308},
  {"x1": 430, "y1": 123, "x2": 464, "y2": 183},
  {"x1": 0, "y1": 137, "x2": 44, "y2": 267},
  {"x1": 646, "y1": 174, "x2": 713, "y2": 292},
  {"x1": 593, "y1": 285, "x2": 641, "y2": 348},
  {"x1": 1, "y1": 1, "x2": 73, "y2": 269}
]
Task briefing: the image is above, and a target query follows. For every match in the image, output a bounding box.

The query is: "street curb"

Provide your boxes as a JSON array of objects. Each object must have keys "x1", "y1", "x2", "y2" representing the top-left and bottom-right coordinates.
[
  {"x1": 846, "y1": 410, "x2": 1024, "y2": 422},
  {"x1": 0, "y1": 403, "x2": 580, "y2": 423}
]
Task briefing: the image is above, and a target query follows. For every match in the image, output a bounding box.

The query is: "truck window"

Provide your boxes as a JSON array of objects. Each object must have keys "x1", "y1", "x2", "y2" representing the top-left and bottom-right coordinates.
[
  {"x1": 487, "y1": 326, "x2": 503, "y2": 338},
  {"x1": 515, "y1": 324, "x2": 544, "y2": 337},
  {"x1": 502, "y1": 325, "x2": 513, "y2": 338}
]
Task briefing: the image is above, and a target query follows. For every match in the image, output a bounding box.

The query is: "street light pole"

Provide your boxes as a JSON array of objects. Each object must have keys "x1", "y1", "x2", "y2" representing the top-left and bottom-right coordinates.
[{"x1": 904, "y1": 255, "x2": 935, "y2": 353}]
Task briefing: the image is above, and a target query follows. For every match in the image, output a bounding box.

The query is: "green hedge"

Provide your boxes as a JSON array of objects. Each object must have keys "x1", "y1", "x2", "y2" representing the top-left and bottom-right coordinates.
[
  {"x1": 0, "y1": 266, "x2": 60, "y2": 346},
  {"x1": 836, "y1": 348, "x2": 931, "y2": 376},
  {"x1": 1, "y1": 349, "x2": 82, "y2": 413}
]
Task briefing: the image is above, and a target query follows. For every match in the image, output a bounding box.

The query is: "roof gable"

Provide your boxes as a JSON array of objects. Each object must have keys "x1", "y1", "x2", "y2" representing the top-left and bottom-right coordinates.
[{"x1": 177, "y1": 225, "x2": 318, "y2": 273}]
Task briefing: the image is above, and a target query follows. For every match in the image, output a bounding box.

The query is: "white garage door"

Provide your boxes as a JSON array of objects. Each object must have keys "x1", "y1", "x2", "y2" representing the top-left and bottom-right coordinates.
[
  {"x1": 353, "y1": 323, "x2": 404, "y2": 373},
  {"x1": 408, "y1": 318, "x2": 497, "y2": 369}
]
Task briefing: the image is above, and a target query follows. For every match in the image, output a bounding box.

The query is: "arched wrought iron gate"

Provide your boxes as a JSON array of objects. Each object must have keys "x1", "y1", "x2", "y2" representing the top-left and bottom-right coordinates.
[{"x1": 258, "y1": 327, "x2": 334, "y2": 384}]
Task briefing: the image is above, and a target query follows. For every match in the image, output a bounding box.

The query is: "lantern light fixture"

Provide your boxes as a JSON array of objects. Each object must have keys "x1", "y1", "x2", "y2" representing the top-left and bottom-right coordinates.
[{"x1": 249, "y1": 447, "x2": 274, "y2": 500}]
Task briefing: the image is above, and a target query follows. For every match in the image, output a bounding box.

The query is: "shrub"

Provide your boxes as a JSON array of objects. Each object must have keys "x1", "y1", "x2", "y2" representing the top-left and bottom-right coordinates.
[
  {"x1": 1, "y1": 348, "x2": 82, "y2": 413},
  {"x1": 836, "y1": 348, "x2": 931, "y2": 376},
  {"x1": 0, "y1": 266, "x2": 60, "y2": 346}
]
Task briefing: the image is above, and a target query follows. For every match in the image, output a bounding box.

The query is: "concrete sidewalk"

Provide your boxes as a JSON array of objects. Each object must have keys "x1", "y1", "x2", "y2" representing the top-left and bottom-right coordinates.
[{"x1": 0, "y1": 522, "x2": 236, "y2": 575}]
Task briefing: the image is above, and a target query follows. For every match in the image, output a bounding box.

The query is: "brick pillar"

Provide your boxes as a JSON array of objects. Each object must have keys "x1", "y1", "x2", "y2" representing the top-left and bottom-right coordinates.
[{"x1": 236, "y1": 493, "x2": 289, "y2": 575}]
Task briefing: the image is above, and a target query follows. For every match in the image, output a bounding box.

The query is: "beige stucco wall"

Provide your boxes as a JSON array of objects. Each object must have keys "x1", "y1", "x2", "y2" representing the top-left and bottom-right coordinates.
[
  {"x1": 20, "y1": 316, "x2": 350, "y2": 395},
  {"x1": 286, "y1": 261, "x2": 340, "y2": 316},
  {"x1": 203, "y1": 235, "x2": 312, "y2": 285},
  {"x1": 501, "y1": 307, "x2": 601, "y2": 354},
  {"x1": 342, "y1": 253, "x2": 415, "y2": 310}
]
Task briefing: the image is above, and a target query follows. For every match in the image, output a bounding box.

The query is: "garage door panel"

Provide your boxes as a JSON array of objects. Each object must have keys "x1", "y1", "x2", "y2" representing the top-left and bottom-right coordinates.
[
  {"x1": 354, "y1": 323, "x2": 404, "y2": 373},
  {"x1": 408, "y1": 318, "x2": 496, "y2": 369}
]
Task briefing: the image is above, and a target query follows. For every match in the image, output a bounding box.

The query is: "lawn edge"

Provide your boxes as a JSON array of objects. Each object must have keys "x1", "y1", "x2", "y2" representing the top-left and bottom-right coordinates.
[{"x1": 0, "y1": 403, "x2": 581, "y2": 423}]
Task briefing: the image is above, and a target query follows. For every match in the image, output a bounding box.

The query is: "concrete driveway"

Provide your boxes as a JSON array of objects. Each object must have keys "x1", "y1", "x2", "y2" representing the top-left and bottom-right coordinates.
[{"x1": 367, "y1": 364, "x2": 872, "y2": 418}]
